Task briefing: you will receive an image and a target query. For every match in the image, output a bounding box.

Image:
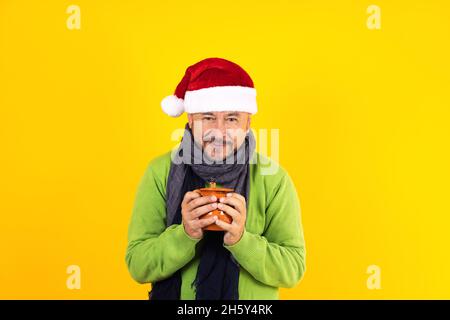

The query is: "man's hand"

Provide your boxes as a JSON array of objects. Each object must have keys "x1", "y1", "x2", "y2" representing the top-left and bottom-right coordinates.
[
  {"x1": 214, "y1": 193, "x2": 247, "y2": 246},
  {"x1": 181, "y1": 190, "x2": 218, "y2": 240}
]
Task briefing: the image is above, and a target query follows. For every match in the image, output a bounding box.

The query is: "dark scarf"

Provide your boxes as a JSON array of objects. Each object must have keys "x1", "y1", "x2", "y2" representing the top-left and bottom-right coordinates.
[{"x1": 149, "y1": 122, "x2": 256, "y2": 300}]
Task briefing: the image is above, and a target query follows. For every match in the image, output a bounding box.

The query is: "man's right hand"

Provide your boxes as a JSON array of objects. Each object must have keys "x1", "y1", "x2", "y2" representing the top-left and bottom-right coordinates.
[{"x1": 181, "y1": 190, "x2": 218, "y2": 240}]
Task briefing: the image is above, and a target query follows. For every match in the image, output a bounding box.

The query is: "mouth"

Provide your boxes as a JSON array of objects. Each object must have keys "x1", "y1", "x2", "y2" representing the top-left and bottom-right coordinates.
[
  {"x1": 206, "y1": 139, "x2": 227, "y2": 147},
  {"x1": 211, "y1": 142, "x2": 225, "y2": 147},
  {"x1": 210, "y1": 141, "x2": 233, "y2": 151}
]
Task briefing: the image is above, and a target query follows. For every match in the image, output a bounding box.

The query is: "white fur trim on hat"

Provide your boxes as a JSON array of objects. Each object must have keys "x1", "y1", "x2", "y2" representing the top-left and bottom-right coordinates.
[
  {"x1": 184, "y1": 86, "x2": 257, "y2": 114},
  {"x1": 161, "y1": 95, "x2": 185, "y2": 117}
]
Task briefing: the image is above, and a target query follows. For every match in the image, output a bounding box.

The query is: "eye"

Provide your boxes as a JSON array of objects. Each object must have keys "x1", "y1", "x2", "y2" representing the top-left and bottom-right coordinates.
[
  {"x1": 203, "y1": 116, "x2": 215, "y2": 121},
  {"x1": 226, "y1": 117, "x2": 238, "y2": 122}
]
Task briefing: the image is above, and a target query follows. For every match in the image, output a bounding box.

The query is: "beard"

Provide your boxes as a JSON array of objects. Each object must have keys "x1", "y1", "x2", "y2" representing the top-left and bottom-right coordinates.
[
  {"x1": 203, "y1": 139, "x2": 235, "y2": 161},
  {"x1": 191, "y1": 126, "x2": 248, "y2": 163}
]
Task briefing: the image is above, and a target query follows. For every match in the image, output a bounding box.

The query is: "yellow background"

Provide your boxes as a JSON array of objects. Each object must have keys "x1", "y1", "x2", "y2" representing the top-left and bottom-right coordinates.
[{"x1": 1, "y1": 0, "x2": 449, "y2": 299}]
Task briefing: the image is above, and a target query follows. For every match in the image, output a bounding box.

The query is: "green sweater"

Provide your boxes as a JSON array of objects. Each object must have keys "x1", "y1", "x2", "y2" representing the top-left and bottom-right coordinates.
[{"x1": 125, "y1": 151, "x2": 306, "y2": 299}]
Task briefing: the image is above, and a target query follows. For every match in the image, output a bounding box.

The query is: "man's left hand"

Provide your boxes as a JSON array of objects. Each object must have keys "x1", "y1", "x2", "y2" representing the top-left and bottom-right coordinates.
[{"x1": 214, "y1": 192, "x2": 247, "y2": 246}]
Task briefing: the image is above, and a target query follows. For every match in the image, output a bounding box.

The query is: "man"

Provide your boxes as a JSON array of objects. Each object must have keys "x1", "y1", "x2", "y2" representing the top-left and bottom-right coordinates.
[{"x1": 125, "y1": 57, "x2": 306, "y2": 300}]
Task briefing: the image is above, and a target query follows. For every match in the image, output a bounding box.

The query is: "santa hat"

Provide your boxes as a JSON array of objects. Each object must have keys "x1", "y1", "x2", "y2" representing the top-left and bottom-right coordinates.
[{"x1": 161, "y1": 57, "x2": 257, "y2": 117}]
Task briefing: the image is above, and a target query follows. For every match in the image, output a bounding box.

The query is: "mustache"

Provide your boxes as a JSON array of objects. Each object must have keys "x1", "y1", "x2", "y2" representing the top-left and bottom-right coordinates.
[{"x1": 202, "y1": 132, "x2": 234, "y2": 145}]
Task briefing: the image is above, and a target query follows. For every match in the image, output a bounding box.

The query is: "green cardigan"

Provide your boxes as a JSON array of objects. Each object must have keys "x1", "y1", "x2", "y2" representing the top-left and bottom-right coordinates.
[{"x1": 125, "y1": 151, "x2": 306, "y2": 299}]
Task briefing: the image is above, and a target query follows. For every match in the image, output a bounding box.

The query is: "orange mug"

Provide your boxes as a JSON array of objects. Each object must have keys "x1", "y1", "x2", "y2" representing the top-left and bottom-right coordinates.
[{"x1": 194, "y1": 187, "x2": 234, "y2": 231}]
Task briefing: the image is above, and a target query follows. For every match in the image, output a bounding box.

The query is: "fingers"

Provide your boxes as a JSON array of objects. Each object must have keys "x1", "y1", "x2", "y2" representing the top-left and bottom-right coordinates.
[
  {"x1": 227, "y1": 192, "x2": 246, "y2": 203},
  {"x1": 217, "y1": 203, "x2": 241, "y2": 223},
  {"x1": 219, "y1": 196, "x2": 242, "y2": 211},
  {"x1": 182, "y1": 191, "x2": 201, "y2": 206},
  {"x1": 196, "y1": 215, "x2": 218, "y2": 228},
  {"x1": 183, "y1": 192, "x2": 246, "y2": 236},
  {"x1": 214, "y1": 219, "x2": 234, "y2": 232},
  {"x1": 220, "y1": 193, "x2": 245, "y2": 206},
  {"x1": 218, "y1": 194, "x2": 246, "y2": 216},
  {"x1": 190, "y1": 202, "x2": 218, "y2": 219},
  {"x1": 186, "y1": 195, "x2": 217, "y2": 211}
]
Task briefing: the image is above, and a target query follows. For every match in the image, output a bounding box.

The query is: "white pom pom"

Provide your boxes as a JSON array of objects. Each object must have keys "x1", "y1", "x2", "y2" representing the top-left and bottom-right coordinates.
[{"x1": 161, "y1": 95, "x2": 184, "y2": 117}]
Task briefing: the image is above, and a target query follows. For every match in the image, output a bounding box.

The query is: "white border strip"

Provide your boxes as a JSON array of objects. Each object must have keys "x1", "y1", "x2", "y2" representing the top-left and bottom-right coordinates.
[{"x1": 184, "y1": 85, "x2": 257, "y2": 114}]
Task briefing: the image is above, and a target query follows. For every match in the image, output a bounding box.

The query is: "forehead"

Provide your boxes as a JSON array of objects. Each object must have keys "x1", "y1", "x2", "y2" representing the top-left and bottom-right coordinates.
[{"x1": 191, "y1": 111, "x2": 248, "y2": 118}]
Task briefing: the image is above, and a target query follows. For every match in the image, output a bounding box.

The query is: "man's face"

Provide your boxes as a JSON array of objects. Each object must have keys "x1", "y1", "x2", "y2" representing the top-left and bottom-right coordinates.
[{"x1": 188, "y1": 111, "x2": 251, "y2": 162}]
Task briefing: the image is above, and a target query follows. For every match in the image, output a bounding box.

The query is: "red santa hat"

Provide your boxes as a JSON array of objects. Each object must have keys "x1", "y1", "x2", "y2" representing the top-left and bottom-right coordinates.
[{"x1": 161, "y1": 57, "x2": 257, "y2": 117}]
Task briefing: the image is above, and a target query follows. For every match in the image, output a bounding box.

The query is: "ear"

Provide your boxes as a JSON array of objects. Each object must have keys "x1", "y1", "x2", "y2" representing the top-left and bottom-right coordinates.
[{"x1": 188, "y1": 114, "x2": 193, "y2": 129}]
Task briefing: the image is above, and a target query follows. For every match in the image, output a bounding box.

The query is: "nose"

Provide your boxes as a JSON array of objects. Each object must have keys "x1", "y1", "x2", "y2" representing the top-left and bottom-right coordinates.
[
  {"x1": 216, "y1": 118, "x2": 226, "y2": 134},
  {"x1": 210, "y1": 119, "x2": 227, "y2": 141}
]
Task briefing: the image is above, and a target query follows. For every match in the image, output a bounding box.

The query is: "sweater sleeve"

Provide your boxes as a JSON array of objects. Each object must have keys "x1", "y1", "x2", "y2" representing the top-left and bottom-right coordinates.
[
  {"x1": 223, "y1": 171, "x2": 306, "y2": 288},
  {"x1": 125, "y1": 159, "x2": 201, "y2": 284}
]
